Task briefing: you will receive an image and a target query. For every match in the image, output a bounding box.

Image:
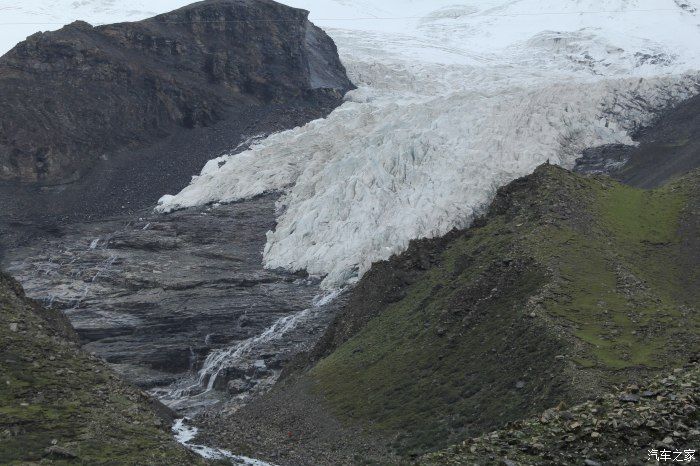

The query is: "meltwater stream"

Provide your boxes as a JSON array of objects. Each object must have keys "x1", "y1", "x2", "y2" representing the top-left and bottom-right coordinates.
[
  {"x1": 3, "y1": 197, "x2": 346, "y2": 462},
  {"x1": 152, "y1": 289, "x2": 343, "y2": 414},
  {"x1": 5, "y1": 2, "x2": 700, "y2": 464},
  {"x1": 5, "y1": 195, "x2": 337, "y2": 391},
  {"x1": 3, "y1": 195, "x2": 345, "y2": 462},
  {"x1": 173, "y1": 418, "x2": 276, "y2": 465}
]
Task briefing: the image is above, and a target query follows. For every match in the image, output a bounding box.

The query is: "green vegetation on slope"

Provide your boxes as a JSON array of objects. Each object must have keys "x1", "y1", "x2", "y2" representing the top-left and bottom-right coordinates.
[
  {"x1": 0, "y1": 273, "x2": 204, "y2": 465},
  {"x1": 309, "y1": 165, "x2": 700, "y2": 457},
  {"x1": 528, "y1": 169, "x2": 697, "y2": 370}
]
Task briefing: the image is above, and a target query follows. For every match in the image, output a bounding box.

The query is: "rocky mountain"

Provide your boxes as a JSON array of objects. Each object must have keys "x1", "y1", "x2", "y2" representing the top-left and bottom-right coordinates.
[
  {"x1": 0, "y1": 272, "x2": 205, "y2": 464},
  {"x1": 1, "y1": 1, "x2": 698, "y2": 465},
  {"x1": 154, "y1": 0, "x2": 700, "y2": 291},
  {"x1": 0, "y1": 0, "x2": 353, "y2": 267},
  {"x1": 0, "y1": 0, "x2": 352, "y2": 184},
  {"x1": 200, "y1": 163, "x2": 700, "y2": 464},
  {"x1": 0, "y1": 1, "x2": 354, "y2": 462}
]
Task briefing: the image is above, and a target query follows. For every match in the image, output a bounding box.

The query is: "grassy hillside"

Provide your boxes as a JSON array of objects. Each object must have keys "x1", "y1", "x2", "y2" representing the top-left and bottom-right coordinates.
[
  {"x1": 308, "y1": 165, "x2": 700, "y2": 457},
  {"x1": 0, "y1": 272, "x2": 204, "y2": 465}
]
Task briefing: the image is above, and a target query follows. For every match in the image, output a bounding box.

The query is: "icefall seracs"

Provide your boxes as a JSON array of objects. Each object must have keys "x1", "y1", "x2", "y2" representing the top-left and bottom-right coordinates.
[{"x1": 157, "y1": 0, "x2": 700, "y2": 288}]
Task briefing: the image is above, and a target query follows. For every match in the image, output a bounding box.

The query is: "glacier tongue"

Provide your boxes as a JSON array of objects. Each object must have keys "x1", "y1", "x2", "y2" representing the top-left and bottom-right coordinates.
[{"x1": 157, "y1": 0, "x2": 700, "y2": 288}]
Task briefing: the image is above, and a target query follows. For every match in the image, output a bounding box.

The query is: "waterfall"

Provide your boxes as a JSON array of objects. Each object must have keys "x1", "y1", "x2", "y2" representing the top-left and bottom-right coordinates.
[{"x1": 154, "y1": 288, "x2": 343, "y2": 411}]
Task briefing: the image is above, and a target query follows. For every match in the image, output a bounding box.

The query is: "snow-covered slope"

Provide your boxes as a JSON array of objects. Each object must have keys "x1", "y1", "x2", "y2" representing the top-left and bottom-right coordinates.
[
  {"x1": 158, "y1": 0, "x2": 700, "y2": 288},
  {"x1": 0, "y1": 1, "x2": 198, "y2": 55},
  {"x1": 5, "y1": 1, "x2": 699, "y2": 289}
]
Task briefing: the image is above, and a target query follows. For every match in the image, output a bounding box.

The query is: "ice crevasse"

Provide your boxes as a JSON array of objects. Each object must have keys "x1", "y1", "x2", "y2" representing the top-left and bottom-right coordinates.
[{"x1": 157, "y1": 0, "x2": 700, "y2": 288}]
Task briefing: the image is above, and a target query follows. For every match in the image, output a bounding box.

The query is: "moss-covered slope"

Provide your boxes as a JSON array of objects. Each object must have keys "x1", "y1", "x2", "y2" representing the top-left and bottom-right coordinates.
[
  {"x1": 0, "y1": 272, "x2": 204, "y2": 465},
  {"x1": 308, "y1": 165, "x2": 700, "y2": 457}
]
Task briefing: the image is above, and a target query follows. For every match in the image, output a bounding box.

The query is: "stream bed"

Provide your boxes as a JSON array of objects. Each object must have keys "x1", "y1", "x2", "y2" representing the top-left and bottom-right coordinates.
[{"x1": 3, "y1": 194, "x2": 343, "y2": 440}]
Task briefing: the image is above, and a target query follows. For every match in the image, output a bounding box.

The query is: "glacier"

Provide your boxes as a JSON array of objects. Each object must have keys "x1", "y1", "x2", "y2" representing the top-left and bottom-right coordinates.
[
  {"x1": 5, "y1": 0, "x2": 699, "y2": 289},
  {"x1": 158, "y1": 0, "x2": 700, "y2": 288}
]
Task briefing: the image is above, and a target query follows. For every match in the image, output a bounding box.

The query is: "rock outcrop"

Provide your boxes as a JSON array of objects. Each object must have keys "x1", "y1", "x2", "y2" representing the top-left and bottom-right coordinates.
[
  {"x1": 0, "y1": 0, "x2": 352, "y2": 183},
  {"x1": 575, "y1": 92, "x2": 700, "y2": 188}
]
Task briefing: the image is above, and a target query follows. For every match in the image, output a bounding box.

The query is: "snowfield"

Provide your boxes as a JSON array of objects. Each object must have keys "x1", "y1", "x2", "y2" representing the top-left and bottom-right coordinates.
[
  {"x1": 158, "y1": 0, "x2": 700, "y2": 288},
  {"x1": 3, "y1": 1, "x2": 699, "y2": 289},
  {"x1": 0, "y1": 1, "x2": 197, "y2": 55}
]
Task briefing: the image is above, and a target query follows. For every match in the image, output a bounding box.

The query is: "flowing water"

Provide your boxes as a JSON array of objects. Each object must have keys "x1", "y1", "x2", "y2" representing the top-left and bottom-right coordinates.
[
  {"x1": 173, "y1": 418, "x2": 276, "y2": 465},
  {"x1": 152, "y1": 288, "x2": 343, "y2": 414},
  {"x1": 3, "y1": 195, "x2": 343, "y2": 415},
  {"x1": 4, "y1": 2, "x2": 700, "y2": 463}
]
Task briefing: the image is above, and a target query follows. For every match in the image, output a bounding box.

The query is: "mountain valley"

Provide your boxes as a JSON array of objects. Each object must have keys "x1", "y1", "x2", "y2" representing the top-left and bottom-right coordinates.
[{"x1": 1, "y1": 1, "x2": 699, "y2": 465}]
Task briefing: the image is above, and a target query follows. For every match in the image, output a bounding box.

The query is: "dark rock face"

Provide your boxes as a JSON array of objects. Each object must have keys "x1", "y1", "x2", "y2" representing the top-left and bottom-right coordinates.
[
  {"x1": 575, "y1": 93, "x2": 700, "y2": 188},
  {"x1": 0, "y1": 96, "x2": 342, "y2": 263},
  {"x1": 0, "y1": 0, "x2": 353, "y2": 183}
]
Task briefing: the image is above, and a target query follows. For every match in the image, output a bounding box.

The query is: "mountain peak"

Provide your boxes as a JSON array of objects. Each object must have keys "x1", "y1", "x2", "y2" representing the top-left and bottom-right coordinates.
[{"x1": 0, "y1": 0, "x2": 352, "y2": 184}]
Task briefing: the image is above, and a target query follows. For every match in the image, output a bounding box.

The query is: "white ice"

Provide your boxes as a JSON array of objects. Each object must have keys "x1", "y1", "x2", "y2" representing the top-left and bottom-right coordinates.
[{"x1": 157, "y1": 0, "x2": 700, "y2": 288}]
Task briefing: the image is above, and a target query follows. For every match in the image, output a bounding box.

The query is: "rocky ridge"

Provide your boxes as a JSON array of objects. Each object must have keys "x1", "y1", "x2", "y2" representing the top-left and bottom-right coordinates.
[
  {"x1": 202, "y1": 164, "x2": 700, "y2": 465},
  {"x1": 0, "y1": 0, "x2": 352, "y2": 184}
]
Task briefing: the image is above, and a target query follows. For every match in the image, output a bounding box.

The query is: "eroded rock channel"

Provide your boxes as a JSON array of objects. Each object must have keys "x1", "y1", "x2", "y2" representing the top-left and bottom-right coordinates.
[{"x1": 3, "y1": 195, "x2": 343, "y2": 415}]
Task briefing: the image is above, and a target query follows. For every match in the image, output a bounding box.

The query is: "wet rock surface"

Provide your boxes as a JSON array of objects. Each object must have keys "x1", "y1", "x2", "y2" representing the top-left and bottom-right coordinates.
[{"x1": 3, "y1": 195, "x2": 342, "y2": 414}]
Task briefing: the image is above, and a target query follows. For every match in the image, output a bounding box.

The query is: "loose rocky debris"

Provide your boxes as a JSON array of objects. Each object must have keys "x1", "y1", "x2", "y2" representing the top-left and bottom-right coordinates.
[{"x1": 423, "y1": 364, "x2": 700, "y2": 465}]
